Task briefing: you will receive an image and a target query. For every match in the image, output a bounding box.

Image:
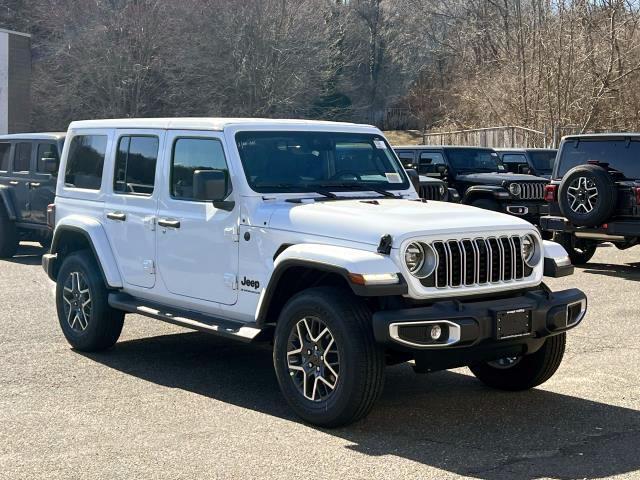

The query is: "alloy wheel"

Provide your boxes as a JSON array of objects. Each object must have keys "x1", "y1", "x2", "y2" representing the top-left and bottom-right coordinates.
[
  {"x1": 567, "y1": 177, "x2": 599, "y2": 214},
  {"x1": 286, "y1": 316, "x2": 340, "y2": 402},
  {"x1": 62, "y1": 271, "x2": 92, "y2": 332}
]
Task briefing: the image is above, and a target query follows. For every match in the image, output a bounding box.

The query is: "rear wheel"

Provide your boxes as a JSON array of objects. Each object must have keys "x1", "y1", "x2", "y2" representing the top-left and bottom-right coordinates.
[
  {"x1": 273, "y1": 287, "x2": 385, "y2": 428},
  {"x1": 553, "y1": 232, "x2": 597, "y2": 265},
  {"x1": 56, "y1": 250, "x2": 124, "y2": 351},
  {"x1": 0, "y1": 205, "x2": 18, "y2": 258},
  {"x1": 470, "y1": 333, "x2": 566, "y2": 391}
]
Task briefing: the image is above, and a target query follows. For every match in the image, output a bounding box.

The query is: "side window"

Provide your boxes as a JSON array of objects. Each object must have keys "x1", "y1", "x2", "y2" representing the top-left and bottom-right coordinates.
[
  {"x1": 171, "y1": 138, "x2": 228, "y2": 200},
  {"x1": 0, "y1": 143, "x2": 10, "y2": 172},
  {"x1": 113, "y1": 136, "x2": 159, "y2": 196},
  {"x1": 36, "y1": 143, "x2": 59, "y2": 173},
  {"x1": 419, "y1": 152, "x2": 445, "y2": 165},
  {"x1": 396, "y1": 151, "x2": 415, "y2": 168},
  {"x1": 14, "y1": 142, "x2": 32, "y2": 172},
  {"x1": 64, "y1": 135, "x2": 108, "y2": 190},
  {"x1": 502, "y1": 154, "x2": 528, "y2": 173}
]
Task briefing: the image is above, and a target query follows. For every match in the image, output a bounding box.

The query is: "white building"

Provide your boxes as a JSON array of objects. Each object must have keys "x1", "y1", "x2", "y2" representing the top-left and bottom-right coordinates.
[{"x1": 0, "y1": 28, "x2": 31, "y2": 134}]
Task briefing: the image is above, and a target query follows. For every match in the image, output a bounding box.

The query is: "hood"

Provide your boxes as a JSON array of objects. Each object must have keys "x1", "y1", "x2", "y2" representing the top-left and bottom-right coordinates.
[
  {"x1": 265, "y1": 198, "x2": 533, "y2": 247},
  {"x1": 456, "y1": 172, "x2": 548, "y2": 185}
]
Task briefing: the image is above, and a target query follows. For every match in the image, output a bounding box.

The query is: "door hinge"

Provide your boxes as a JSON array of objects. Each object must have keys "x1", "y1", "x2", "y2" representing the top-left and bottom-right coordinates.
[
  {"x1": 224, "y1": 273, "x2": 238, "y2": 290},
  {"x1": 224, "y1": 226, "x2": 239, "y2": 242},
  {"x1": 143, "y1": 260, "x2": 155, "y2": 275}
]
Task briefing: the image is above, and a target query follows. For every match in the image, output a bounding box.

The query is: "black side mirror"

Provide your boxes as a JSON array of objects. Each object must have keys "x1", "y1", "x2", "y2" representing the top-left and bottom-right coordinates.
[
  {"x1": 405, "y1": 168, "x2": 420, "y2": 191},
  {"x1": 41, "y1": 157, "x2": 58, "y2": 174},
  {"x1": 518, "y1": 165, "x2": 531, "y2": 175},
  {"x1": 193, "y1": 169, "x2": 234, "y2": 210}
]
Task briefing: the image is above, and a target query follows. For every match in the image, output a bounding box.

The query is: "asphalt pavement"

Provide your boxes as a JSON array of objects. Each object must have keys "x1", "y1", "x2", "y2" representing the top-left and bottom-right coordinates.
[{"x1": 1, "y1": 242, "x2": 639, "y2": 479}]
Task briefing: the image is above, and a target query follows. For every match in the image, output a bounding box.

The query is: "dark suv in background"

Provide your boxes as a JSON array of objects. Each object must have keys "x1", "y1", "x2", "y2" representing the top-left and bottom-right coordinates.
[
  {"x1": 497, "y1": 148, "x2": 557, "y2": 179},
  {"x1": 541, "y1": 134, "x2": 640, "y2": 264},
  {"x1": 0, "y1": 133, "x2": 64, "y2": 257},
  {"x1": 394, "y1": 146, "x2": 549, "y2": 225}
]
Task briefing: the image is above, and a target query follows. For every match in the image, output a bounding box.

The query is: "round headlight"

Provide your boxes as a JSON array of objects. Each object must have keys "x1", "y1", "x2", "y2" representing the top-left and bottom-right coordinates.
[
  {"x1": 509, "y1": 183, "x2": 522, "y2": 197},
  {"x1": 404, "y1": 242, "x2": 425, "y2": 274},
  {"x1": 404, "y1": 242, "x2": 437, "y2": 278},
  {"x1": 521, "y1": 234, "x2": 537, "y2": 267}
]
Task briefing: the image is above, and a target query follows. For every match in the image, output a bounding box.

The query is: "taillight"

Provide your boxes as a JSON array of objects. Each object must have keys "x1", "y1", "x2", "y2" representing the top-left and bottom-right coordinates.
[
  {"x1": 544, "y1": 184, "x2": 558, "y2": 202},
  {"x1": 46, "y1": 204, "x2": 56, "y2": 229},
  {"x1": 635, "y1": 186, "x2": 640, "y2": 205}
]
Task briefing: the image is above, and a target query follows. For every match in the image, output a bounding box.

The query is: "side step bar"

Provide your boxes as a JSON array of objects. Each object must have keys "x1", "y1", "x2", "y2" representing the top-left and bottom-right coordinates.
[{"x1": 108, "y1": 293, "x2": 263, "y2": 343}]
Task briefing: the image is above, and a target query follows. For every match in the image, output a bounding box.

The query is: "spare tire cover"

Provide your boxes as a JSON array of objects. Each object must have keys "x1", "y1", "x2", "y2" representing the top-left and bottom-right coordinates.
[{"x1": 558, "y1": 164, "x2": 617, "y2": 227}]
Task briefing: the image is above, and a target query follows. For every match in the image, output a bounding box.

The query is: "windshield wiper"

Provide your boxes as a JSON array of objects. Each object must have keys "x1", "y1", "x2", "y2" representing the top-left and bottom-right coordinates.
[
  {"x1": 317, "y1": 183, "x2": 400, "y2": 198},
  {"x1": 255, "y1": 184, "x2": 337, "y2": 199}
]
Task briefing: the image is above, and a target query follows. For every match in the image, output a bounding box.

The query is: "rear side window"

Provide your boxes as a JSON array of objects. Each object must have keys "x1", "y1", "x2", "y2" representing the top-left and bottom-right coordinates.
[
  {"x1": 557, "y1": 139, "x2": 640, "y2": 179},
  {"x1": 171, "y1": 138, "x2": 228, "y2": 200},
  {"x1": 113, "y1": 136, "x2": 159, "y2": 196},
  {"x1": 65, "y1": 135, "x2": 108, "y2": 190},
  {"x1": 396, "y1": 150, "x2": 415, "y2": 167},
  {"x1": 0, "y1": 143, "x2": 10, "y2": 171},
  {"x1": 14, "y1": 142, "x2": 32, "y2": 172},
  {"x1": 36, "y1": 143, "x2": 59, "y2": 173}
]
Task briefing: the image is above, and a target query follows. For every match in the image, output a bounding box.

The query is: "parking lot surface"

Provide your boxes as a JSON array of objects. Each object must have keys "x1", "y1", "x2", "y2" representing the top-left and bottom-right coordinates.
[{"x1": 1, "y1": 242, "x2": 639, "y2": 480}]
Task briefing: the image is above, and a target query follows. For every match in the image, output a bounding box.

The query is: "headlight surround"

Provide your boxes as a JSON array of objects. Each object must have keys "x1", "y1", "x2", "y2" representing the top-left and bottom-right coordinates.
[
  {"x1": 521, "y1": 234, "x2": 538, "y2": 267},
  {"x1": 404, "y1": 242, "x2": 437, "y2": 278},
  {"x1": 509, "y1": 183, "x2": 522, "y2": 197}
]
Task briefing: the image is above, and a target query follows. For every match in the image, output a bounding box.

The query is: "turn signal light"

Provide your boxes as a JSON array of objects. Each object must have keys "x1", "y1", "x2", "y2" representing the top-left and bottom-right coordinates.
[{"x1": 544, "y1": 184, "x2": 558, "y2": 202}]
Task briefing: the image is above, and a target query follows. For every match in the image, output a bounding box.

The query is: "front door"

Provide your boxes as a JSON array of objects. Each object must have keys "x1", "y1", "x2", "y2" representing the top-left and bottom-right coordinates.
[
  {"x1": 28, "y1": 142, "x2": 59, "y2": 225},
  {"x1": 156, "y1": 131, "x2": 239, "y2": 305},
  {"x1": 104, "y1": 130, "x2": 162, "y2": 289},
  {"x1": 11, "y1": 141, "x2": 33, "y2": 221}
]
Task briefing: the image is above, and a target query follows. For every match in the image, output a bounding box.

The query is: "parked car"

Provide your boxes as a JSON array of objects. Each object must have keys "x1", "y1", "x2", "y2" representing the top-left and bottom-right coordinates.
[
  {"x1": 398, "y1": 150, "x2": 459, "y2": 202},
  {"x1": 541, "y1": 134, "x2": 640, "y2": 264},
  {"x1": 496, "y1": 148, "x2": 557, "y2": 179},
  {"x1": 394, "y1": 146, "x2": 550, "y2": 225},
  {"x1": 43, "y1": 118, "x2": 585, "y2": 427},
  {"x1": 0, "y1": 133, "x2": 64, "y2": 256}
]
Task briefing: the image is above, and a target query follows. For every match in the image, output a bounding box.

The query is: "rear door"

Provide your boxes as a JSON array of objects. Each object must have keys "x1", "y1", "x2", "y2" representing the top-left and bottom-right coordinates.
[
  {"x1": 28, "y1": 142, "x2": 60, "y2": 224},
  {"x1": 10, "y1": 141, "x2": 33, "y2": 220},
  {"x1": 103, "y1": 130, "x2": 162, "y2": 289},
  {"x1": 0, "y1": 141, "x2": 11, "y2": 190}
]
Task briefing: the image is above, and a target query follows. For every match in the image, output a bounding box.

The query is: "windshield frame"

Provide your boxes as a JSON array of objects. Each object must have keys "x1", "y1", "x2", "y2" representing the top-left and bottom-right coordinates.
[{"x1": 234, "y1": 130, "x2": 411, "y2": 195}]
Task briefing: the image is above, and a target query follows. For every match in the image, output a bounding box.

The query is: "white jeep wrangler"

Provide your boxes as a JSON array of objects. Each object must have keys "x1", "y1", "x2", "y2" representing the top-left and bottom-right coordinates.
[{"x1": 43, "y1": 118, "x2": 586, "y2": 427}]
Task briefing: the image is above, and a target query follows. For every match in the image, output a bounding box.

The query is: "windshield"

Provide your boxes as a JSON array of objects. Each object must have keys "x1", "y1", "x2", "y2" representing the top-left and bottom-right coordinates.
[
  {"x1": 556, "y1": 139, "x2": 640, "y2": 179},
  {"x1": 529, "y1": 150, "x2": 556, "y2": 173},
  {"x1": 444, "y1": 148, "x2": 502, "y2": 173},
  {"x1": 235, "y1": 131, "x2": 409, "y2": 193}
]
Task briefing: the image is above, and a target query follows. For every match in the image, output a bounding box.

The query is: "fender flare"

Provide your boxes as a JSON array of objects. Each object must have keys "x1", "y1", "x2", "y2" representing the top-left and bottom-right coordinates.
[
  {"x1": 542, "y1": 239, "x2": 574, "y2": 277},
  {"x1": 462, "y1": 185, "x2": 509, "y2": 204},
  {"x1": 51, "y1": 216, "x2": 123, "y2": 288},
  {"x1": 256, "y1": 244, "x2": 407, "y2": 326},
  {"x1": 0, "y1": 185, "x2": 17, "y2": 220}
]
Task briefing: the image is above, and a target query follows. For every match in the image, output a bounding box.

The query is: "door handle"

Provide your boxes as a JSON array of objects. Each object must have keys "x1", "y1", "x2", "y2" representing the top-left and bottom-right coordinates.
[
  {"x1": 158, "y1": 218, "x2": 180, "y2": 229},
  {"x1": 29, "y1": 182, "x2": 41, "y2": 188},
  {"x1": 9, "y1": 180, "x2": 19, "y2": 186},
  {"x1": 107, "y1": 211, "x2": 127, "y2": 222}
]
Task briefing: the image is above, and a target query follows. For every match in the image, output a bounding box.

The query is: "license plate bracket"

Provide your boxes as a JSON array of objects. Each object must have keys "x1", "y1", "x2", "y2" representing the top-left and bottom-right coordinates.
[{"x1": 495, "y1": 308, "x2": 532, "y2": 339}]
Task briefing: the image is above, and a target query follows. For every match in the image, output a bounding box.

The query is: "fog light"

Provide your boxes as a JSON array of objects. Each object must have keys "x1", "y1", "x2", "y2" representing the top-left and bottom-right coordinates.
[{"x1": 430, "y1": 324, "x2": 442, "y2": 340}]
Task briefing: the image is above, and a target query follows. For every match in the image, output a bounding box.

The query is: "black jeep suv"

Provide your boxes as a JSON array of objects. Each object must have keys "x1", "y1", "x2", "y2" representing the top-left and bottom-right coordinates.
[
  {"x1": 541, "y1": 134, "x2": 640, "y2": 264},
  {"x1": 497, "y1": 148, "x2": 557, "y2": 179},
  {"x1": 394, "y1": 146, "x2": 549, "y2": 225},
  {"x1": 0, "y1": 133, "x2": 64, "y2": 257}
]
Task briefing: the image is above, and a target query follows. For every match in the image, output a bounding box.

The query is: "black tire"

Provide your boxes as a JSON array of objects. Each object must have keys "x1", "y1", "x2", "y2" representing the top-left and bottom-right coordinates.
[
  {"x1": 56, "y1": 250, "x2": 124, "y2": 351},
  {"x1": 470, "y1": 333, "x2": 566, "y2": 391},
  {"x1": 273, "y1": 286, "x2": 385, "y2": 428},
  {"x1": 558, "y1": 165, "x2": 617, "y2": 227},
  {"x1": 553, "y1": 232, "x2": 597, "y2": 265},
  {"x1": 0, "y1": 204, "x2": 18, "y2": 258},
  {"x1": 471, "y1": 198, "x2": 500, "y2": 211}
]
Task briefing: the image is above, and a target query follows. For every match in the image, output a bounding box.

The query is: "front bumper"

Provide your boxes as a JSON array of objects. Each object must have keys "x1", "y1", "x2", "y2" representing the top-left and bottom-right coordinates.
[{"x1": 372, "y1": 287, "x2": 586, "y2": 367}]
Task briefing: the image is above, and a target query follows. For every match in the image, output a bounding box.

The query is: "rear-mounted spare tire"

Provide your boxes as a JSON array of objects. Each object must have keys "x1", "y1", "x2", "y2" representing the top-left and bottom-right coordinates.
[{"x1": 558, "y1": 164, "x2": 617, "y2": 227}]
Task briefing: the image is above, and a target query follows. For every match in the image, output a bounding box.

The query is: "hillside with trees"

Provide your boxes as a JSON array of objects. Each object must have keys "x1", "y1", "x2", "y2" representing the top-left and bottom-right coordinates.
[{"x1": 2, "y1": 0, "x2": 640, "y2": 135}]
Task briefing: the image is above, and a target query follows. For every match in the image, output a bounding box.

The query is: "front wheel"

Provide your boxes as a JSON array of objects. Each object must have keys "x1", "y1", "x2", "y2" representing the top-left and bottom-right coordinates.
[
  {"x1": 273, "y1": 287, "x2": 385, "y2": 428},
  {"x1": 56, "y1": 250, "x2": 124, "y2": 351},
  {"x1": 469, "y1": 333, "x2": 566, "y2": 391},
  {"x1": 553, "y1": 232, "x2": 597, "y2": 265}
]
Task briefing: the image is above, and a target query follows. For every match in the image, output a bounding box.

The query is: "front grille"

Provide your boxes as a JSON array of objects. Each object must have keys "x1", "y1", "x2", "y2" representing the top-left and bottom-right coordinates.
[
  {"x1": 421, "y1": 236, "x2": 533, "y2": 289},
  {"x1": 516, "y1": 182, "x2": 546, "y2": 200},
  {"x1": 419, "y1": 184, "x2": 442, "y2": 200}
]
